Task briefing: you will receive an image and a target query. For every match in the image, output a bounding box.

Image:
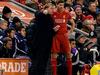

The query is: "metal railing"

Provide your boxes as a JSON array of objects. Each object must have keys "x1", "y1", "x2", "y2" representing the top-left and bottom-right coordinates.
[{"x1": 10, "y1": 0, "x2": 37, "y2": 13}]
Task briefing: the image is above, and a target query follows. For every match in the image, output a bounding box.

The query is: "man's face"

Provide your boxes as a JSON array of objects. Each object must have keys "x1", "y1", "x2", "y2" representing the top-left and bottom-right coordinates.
[
  {"x1": 1, "y1": 22, "x2": 8, "y2": 30},
  {"x1": 76, "y1": 0, "x2": 83, "y2": 5},
  {"x1": 96, "y1": 15, "x2": 100, "y2": 24},
  {"x1": 9, "y1": 30, "x2": 15, "y2": 38},
  {"x1": 47, "y1": 5, "x2": 54, "y2": 14},
  {"x1": 89, "y1": 3, "x2": 96, "y2": 12},
  {"x1": 20, "y1": 28, "x2": 26, "y2": 37},
  {"x1": 57, "y1": 3, "x2": 64, "y2": 10},
  {"x1": 66, "y1": 0, "x2": 73, "y2": 5},
  {"x1": 70, "y1": 41, "x2": 76, "y2": 48},
  {"x1": 79, "y1": 37, "x2": 86, "y2": 44},
  {"x1": 15, "y1": 22, "x2": 21, "y2": 27},
  {"x1": 75, "y1": 7, "x2": 82, "y2": 15},
  {"x1": 6, "y1": 41, "x2": 12, "y2": 49},
  {"x1": 5, "y1": 13, "x2": 12, "y2": 19}
]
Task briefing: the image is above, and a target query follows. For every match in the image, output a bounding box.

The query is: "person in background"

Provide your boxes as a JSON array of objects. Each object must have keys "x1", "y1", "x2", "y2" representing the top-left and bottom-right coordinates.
[
  {"x1": 73, "y1": 0, "x2": 84, "y2": 6},
  {"x1": 95, "y1": 12, "x2": 100, "y2": 52},
  {"x1": 15, "y1": 26, "x2": 28, "y2": 57},
  {"x1": 74, "y1": 5, "x2": 85, "y2": 29},
  {"x1": 76, "y1": 34, "x2": 88, "y2": 74},
  {"x1": 69, "y1": 39, "x2": 79, "y2": 75},
  {"x1": 82, "y1": 15, "x2": 95, "y2": 33},
  {"x1": 5, "y1": 28, "x2": 16, "y2": 50},
  {"x1": 65, "y1": 0, "x2": 74, "y2": 6},
  {"x1": 0, "y1": 19, "x2": 8, "y2": 36},
  {"x1": 0, "y1": 19, "x2": 8, "y2": 47},
  {"x1": 2, "y1": 6, "x2": 12, "y2": 26},
  {"x1": 0, "y1": 37, "x2": 14, "y2": 58},
  {"x1": 9, "y1": 17, "x2": 22, "y2": 31},
  {"x1": 84, "y1": 2, "x2": 97, "y2": 19},
  {"x1": 84, "y1": 40, "x2": 99, "y2": 66}
]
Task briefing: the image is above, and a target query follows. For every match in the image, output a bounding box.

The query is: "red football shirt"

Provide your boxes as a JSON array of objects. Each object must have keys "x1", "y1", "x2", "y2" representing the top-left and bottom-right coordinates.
[{"x1": 52, "y1": 10, "x2": 71, "y2": 34}]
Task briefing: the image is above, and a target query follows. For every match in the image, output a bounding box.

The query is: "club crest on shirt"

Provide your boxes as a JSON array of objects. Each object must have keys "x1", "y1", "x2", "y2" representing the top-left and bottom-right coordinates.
[
  {"x1": 63, "y1": 19, "x2": 66, "y2": 23},
  {"x1": 54, "y1": 15, "x2": 56, "y2": 18},
  {"x1": 63, "y1": 15, "x2": 66, "y2": 18}
]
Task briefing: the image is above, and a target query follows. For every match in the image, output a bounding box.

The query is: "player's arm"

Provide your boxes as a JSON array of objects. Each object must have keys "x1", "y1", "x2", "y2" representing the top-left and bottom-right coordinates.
[{"x1": 69, "y1": 18, "x2": 75, "y2": 32}]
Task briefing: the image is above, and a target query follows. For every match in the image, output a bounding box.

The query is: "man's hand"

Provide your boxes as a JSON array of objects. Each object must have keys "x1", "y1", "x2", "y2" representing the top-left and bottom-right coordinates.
[{"x1": 53, "y1": 25, "x2": 60, "y2": 32}]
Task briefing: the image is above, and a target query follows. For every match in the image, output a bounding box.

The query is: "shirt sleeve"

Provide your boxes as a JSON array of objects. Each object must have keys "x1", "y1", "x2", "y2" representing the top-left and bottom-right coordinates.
[{"x1": 67, "y1": 12, "x2": 72, "y2": 20}]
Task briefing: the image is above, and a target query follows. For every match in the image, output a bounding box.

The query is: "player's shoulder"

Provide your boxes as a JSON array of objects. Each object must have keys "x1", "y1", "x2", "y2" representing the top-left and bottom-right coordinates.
[
  {"x1": 52, "y1": 11, "x2": 58, "y2": 14},
  {"x1": 64, "y1": 10, "x2": 70, "y2": 14}
]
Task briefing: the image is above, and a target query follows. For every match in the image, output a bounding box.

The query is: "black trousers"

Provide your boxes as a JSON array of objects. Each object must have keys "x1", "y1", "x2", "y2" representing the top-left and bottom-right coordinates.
[{"x1": 29, "y1": 49, "x2": 50, "y2": 75}]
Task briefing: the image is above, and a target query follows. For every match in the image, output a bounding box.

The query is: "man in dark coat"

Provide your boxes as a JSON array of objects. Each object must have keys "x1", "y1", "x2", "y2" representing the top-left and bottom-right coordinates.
[{"x1": 28, "y1": 4, "x2": 55, "y2": 75}]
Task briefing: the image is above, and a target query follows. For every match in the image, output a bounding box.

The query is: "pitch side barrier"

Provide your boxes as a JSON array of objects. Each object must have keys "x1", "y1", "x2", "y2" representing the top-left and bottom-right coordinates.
[
  {"x1": 67, "y1": 24, "x2": 89, "y2": 36},
  {"x1": 10, "y1": 0, "x2": 37, "y2": 13}
]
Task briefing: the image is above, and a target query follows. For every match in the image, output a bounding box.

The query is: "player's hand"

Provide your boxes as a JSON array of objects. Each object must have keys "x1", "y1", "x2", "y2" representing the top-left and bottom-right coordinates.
[{"x1": 53, "y1": 25, "x2": 60, "y2": 32}]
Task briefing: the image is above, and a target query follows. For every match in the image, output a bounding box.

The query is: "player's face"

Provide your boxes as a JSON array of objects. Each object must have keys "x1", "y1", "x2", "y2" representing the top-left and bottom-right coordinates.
[{"x1": 57, "y1": 3, "x2": 64, "y2": 10}]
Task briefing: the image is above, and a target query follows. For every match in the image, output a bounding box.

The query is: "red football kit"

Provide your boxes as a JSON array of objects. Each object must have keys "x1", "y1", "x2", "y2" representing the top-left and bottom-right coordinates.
[{"x1": 51, "y1": 10, "x2": 72, "y2": 75}]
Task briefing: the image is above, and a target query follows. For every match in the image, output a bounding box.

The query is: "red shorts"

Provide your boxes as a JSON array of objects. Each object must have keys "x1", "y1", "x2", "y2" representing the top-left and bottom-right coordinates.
[{"x1": 51, "y1": 33, "x2": 70, "y2": 54}]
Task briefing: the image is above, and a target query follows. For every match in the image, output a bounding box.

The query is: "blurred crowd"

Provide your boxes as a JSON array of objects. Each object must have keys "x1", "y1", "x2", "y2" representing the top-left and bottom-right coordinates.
[{"x1": 0, "y1": 0, "x2": 100, "y2": 75}]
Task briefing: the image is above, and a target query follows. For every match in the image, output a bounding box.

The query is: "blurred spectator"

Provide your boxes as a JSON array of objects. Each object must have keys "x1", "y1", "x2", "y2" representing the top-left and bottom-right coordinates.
[
  {"x1": 85, "y1": 2, "x2": 97, "y2": 19},
  {"x1": 76, "y1": 35, "x2": 89, "y2": 73},
  {"x1": 82, "y1": 15, "x2": 95, "y2": 33},
  {"x1": 6, "y1": 28, "x2": 16, "y2": 50},
  {"x1": 73, "y1": 0, "x2": 84, "y2": 7},
  {"x1": 0, "y1": 37, "x2": 14, "y2": 58},
  {"x1": 0, "y1": 19, "x2": 8, "y2": 47},
  {"x1": 25, "y1": 0, "x2": 39, "y2": 10},
  {"x1": 84, "y1": 40, "x2": 99, "y2": 66},
  {"x1": 65, "y1": 0, "x2": 74, "y2": 6},
  {"x1": 69, "y1": 39, "x2": 79, "y2": 75},
  {"x1": 64, "y1": 3, "x2": 72, "y2": 12},
  {"x1": 15, "y1": 26, "x2": 28, "y2": 57},
  {"x1": 95, "y1": 12, "x2": 100, "y2": 52},
  {"x1": 2, "y1": 6, "x2": 12, "y2": 26},
  {"x1": 0, "y1": 18, "x2": 8, "y2": 35},
  {"x1": 9, "y1": 17, "x2": 22, "y2": 31},
  {"x1": 74, "y1": 5, "x2": 85, "y2": 29}
]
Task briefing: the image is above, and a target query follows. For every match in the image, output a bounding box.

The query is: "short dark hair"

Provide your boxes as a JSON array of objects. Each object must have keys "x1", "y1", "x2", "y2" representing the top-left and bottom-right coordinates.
[
  {"x1": 6, "y1": 28, "x2": 15, "y2": 34},
  {"x1": 89, "y1": 2, "x2": 96, "y2": 7},
  {"x1": 69, "y1": 39, "x2": 75, "y2": 43},
  {"x1": 12, "y1": 17, "x2": 21, "y2": 24},
  {"x1": 57, "y1": 0, "x2": 64, "y2": 4},
  {"x1": 17, "y1": 26, "x2": 25, "y2": 31},
  {"x1": 2, "y1": 6, "x2": 12, "y2": 14}
]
